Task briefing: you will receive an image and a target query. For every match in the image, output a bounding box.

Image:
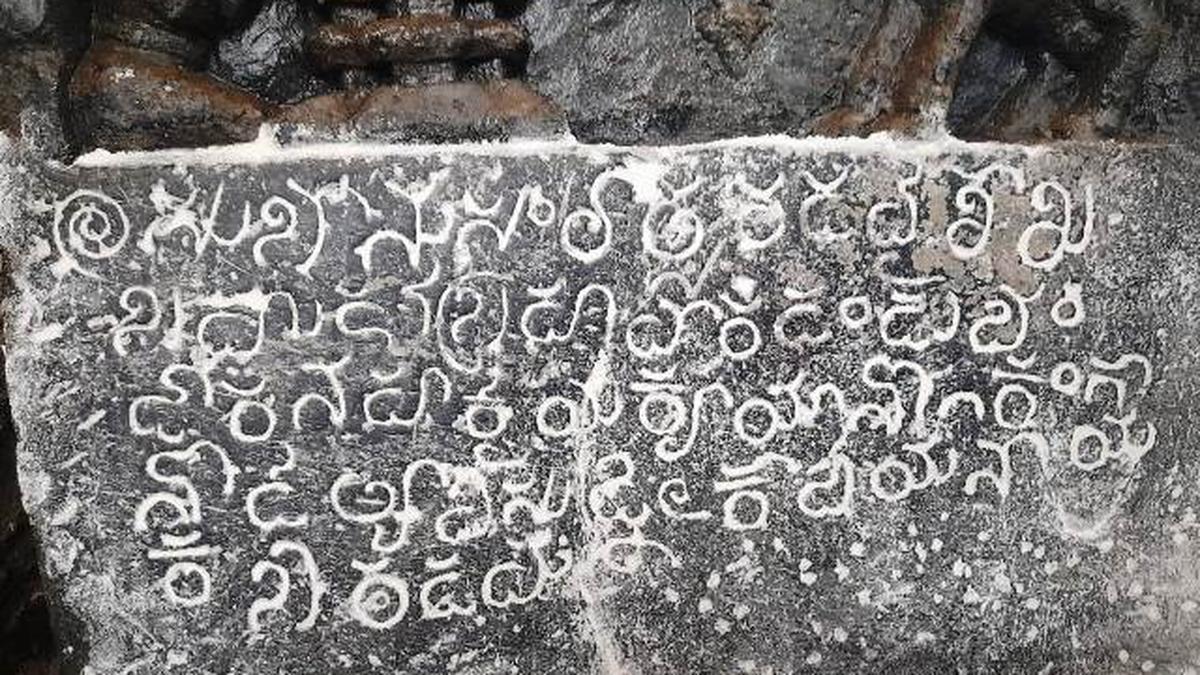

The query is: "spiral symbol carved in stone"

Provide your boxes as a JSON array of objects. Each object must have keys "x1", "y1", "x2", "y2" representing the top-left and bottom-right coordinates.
[{"x1": 53, "y1": 189, "x2": 130, "y2": 275}]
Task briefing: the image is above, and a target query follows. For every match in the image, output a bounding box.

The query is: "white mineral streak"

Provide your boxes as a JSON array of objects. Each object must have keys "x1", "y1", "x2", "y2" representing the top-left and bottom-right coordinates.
[
  {"x1": 74, "y1": 124, "x2": 1047, "y2": 169},
  {"x1": 572, "y1": 348, "x2": 639, "y2": 675},
  {"x1": 0, "y1": 132, "x2": 17, "y2": 229}
]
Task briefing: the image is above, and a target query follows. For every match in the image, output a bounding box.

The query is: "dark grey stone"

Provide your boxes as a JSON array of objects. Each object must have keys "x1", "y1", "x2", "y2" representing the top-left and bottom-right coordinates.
[
  {"x1": 521, "y1": 0, "x2": 1200, "y2": 143},
  {"x1": 0, "y1": 0, "x2": 44, "y2": 38},
  {"x1": 523, "y1": 1, "x2": 874, "y2": 144},
  {"x1": 0, "y1": 0, "x2": 90, "y2": 159},
  {"x1": 4, "y1": 137, "x2": 1200, "y2": 673},
  {"x1": 210, "y1": 0, "x2": 327, "y2": 106}
]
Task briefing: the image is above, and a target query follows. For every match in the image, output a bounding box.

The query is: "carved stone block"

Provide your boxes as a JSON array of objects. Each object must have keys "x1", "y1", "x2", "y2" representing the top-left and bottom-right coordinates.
[{"x1": 3, "y1": 138, "x2": 1200, "y2": 673}]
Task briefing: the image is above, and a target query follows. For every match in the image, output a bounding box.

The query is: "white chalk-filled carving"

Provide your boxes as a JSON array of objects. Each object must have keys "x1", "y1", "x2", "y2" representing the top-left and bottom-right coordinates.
[{"x1": 25, "y1": 147, "x2": 1157, "y2": 647}]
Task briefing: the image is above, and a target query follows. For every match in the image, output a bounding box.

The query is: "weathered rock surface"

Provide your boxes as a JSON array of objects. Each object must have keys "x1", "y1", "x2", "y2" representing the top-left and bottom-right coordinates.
[
  {"x1": 521, "y1": 0, "x2": 1200, "y2": 143},
  {"x1": 523, "y1": 1, "x2": 874, "y2": 144},
  {"x1": 0, "y1": 0, "x2": 44, "y2": 38},
  {"x1": 0, "y1": 0, "x2": 90, "y2": 157},
  {"x1": 275, "y1": 80, "x2": 567, "y2": 145},
  {"x1": 304, "y1": 14, "x2": 531, "y2": 72},
  {"x1": 210, "y1": 0, "x2": 318, "y2": 106},
  {"x1": 6, "y1": 0, "x2": 1200, "y2": 154},
  {"x1": 3, "y1": 136, "x2": 1200, "y2": 673},
  {"x1": 69, "y1": 42, "x2": 272, "y2": 153},
  {"x1": 0, "y1": 0, "x2": 91, "y2": 667}
]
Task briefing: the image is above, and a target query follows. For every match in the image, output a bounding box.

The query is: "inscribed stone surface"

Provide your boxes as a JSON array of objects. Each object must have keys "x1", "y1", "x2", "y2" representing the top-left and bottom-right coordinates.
[{"x1": 4, "y1": 138, "x2": 1200, "y2": 673}]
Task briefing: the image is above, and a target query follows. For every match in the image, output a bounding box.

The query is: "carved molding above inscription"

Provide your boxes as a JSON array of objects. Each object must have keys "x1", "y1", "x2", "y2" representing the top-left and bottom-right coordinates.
[{"x1": 4, "y1": 139, "x2": 1193, "y2": 674}]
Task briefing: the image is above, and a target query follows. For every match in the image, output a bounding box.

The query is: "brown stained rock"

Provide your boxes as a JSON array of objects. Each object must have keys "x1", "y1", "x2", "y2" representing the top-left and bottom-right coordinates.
[
  {"x1": 65, "y1": 0, "x2": 274, "y2": 152},
  {"x1": 276, "y1": 78, "x2": 564, "y2": 141},
  {"x1": 327, "y1": 3, "x2": 387, "y2": 90},
  {"x1": 379, "y1": 0, "x2": 459, "y2": 85},
  {"x1": 812, "y1": 0, "x2": 1170, "y2": 140},
  {"x1": 69, "y1": 42, "x2": 271, "y2": 152},
  {"x1": 696, "y1": 0, "x2": 773, "y2": 77},
  {"x1": 306, "y1": 14, "x2": 530, "y2": 71},
  {"x1": 813, "y1": 1, "x2": 987, "y2": 137},
  {"x1": 708, "y1": 1, "x2": 772, "y2": 46},
  {"x1": 62, "y1": 0, "x2": 554, "y2": 151}
]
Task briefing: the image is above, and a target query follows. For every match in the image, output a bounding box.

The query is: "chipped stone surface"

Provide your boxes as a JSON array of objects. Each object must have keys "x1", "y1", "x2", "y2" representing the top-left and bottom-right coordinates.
[{"x1": 4, "y1": 137, "x2": 1200, "y2": 673}]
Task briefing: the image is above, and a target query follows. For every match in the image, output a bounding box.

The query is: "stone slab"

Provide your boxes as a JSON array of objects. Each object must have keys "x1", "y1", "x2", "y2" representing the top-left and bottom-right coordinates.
[{"x1": 4, "y1": 137, "x2": 1200, "y2": 673}]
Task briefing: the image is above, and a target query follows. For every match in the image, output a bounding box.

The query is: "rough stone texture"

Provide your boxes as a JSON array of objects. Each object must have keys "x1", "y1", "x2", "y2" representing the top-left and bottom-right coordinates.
[
  {"x1": 66, "y1": 0, "x2": 279, "y2": 154},
  {"x1": 4, "y1": 0, "x2": 1200, "y2": 153},
  {"x1": 945, "y1": 0, "x2": 1200, "y2": 141},
  {"x1": 209, "y1": 0, "x2": 322, "y2": 105},
  {"x1": 60, "y1": 0, "x2": 564, "y2": 152},
  {"x1": 0, "y1": 45, "x2": 72, "y2": 158},
  {"x1": 0, "y1": 0, "x2": 44, "y2": 39},
  {"x1": 0, "y1": 0, "x2": 90, "y2": 157},
  {"x1": 0, "y1": 2, "x2": 1198, "y2": 673},
  {"x1": 274, "y1": 80, "x2": 568, "y2": 144},
  {"x1": 0, "y1": 363, "x2": 56, "y2": 675},
  {"x1": 3, "y1": 136, "x2": 1200, "y2": 673},
  {"x1": 523, "y1": 1, "x2": 872, "y2": 144},
  {"x1": 304, "y1": 15, "x2": 531, "y2": 72},
  {"x1": 522, "y1": 0, "x2": 1200, "y2": 143},
  {"x1": 69, "y1": 42, "x2": 272, "y2": 153},
  {"x1": 0, "y1": 1, "x2": 90, "y2": 670}
]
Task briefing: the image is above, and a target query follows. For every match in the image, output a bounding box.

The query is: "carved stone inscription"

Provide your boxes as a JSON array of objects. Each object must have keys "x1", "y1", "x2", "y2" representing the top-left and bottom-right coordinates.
[{"x1": 7, "y1": 141, "x2": 1198, "y2": 673}]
